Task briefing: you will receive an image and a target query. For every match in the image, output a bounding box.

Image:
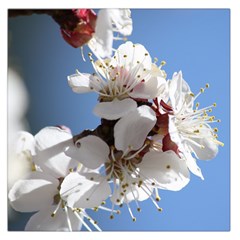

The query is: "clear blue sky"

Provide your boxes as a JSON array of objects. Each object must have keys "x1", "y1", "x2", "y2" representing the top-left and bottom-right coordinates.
[{"x1": 8, "y1": 9, "x2": 230, "y2": 231}]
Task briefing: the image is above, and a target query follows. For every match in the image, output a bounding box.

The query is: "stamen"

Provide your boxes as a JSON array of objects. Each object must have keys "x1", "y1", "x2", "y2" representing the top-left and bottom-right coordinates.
[
  {"x1": 51, "y1": 201, "x2": 61, "y2": 217},
  {"x1": 80, "y1": 47, "x2": 86, "y2": 62},
  {"x1": 155, "y1": 188, "x2": 161, "y2": 202},
  {"x1": 73, "y1": 211, "x2": 92, "y2": 231},
  {"x1": 126, "y1": 202, "x2": 136, "y2": 222},
  {"x1": 81, "y1": 210, "x2": 102, "y2": 231},
  {"x1": 64, "y1": 206, "x2": 72, "y2": 231},
  {"x1": 124, "y1": 143, "x2": 148, "y2": 160}
]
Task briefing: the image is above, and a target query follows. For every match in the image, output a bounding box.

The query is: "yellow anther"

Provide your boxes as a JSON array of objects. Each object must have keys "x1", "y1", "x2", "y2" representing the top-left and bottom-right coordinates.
[
  {"x1": 158, "y1": 208, "x2": 163, "y2": 212},
  {"x1": 208, "y1": 109, "x2": 213, "y2": 113},
  {"x1": 116, "y1": 210, "x2": 121, "y2": 214},
  {"x1": 88, "y1": 52, "x2": 92, "y2": 56},
  {"x1": 123, "y1": 54, "x2": 127, "y2": 58},
  {"x1": 51, "y1": 213, "x2": 55, "y2": 217},
  {"x1": 145, "y1": 53, "x2": 149, "y2": 56},
  {"x1": 137, "y1": 208, "x2": 141, "y2": 212},
  {"x1": 190, "y1": 92, "x2": 195, "y2": 97},
  {"x1": 154, "y1": 57, "x2": 158, "y2": 63},
  {"x1": 110, "y1": 215, "x2": 114, "y2": 219},
  {"x1": 137, "y1": 75, "x2": 141, "y2": 78},
  {"x1": 194, "y1": 129, "x2": 200, "y2": 133},
  {"x1": 93, "y1": 207, "x2": 98, "y2": 212},
  {"x1": 196, "y1": 102, "x2": 200, "y2": 108},
  {"x1": 200, "y1": 88, "x2": 205, "y2": 93},
  {"x1": 133, "y1": 44, "x2": 135, "y2": 47},
  {"x1": 205, "y1": 83, "x2": 210, "y2": 88},
  {"x1": 166, "y1": 165, "x2": 171, "y2": 169},
  {"x1": 69, "y1": 168, "x2": 74, "y2": 172},
  {"x1": 31, "y1": 163, "x2": 36, "y2": 172},
  {"x1": 160, "y1": 60, "x2": 166, "y2": 66},
  {"x1": 156, "y1": 197, "x2": 160, "y2": 202},
  {"x1": 132, "y1": 217, "x2": 137, "y2": 222},
  {"x1": 214, "y1": 128, "x2": 218, "y2": 132},
  {"x1": 213, "y1": 103, "x2": 217, "y2": 107},
  {"x1": 217, "y1": 119, "x2": 221, "y2": 123}
]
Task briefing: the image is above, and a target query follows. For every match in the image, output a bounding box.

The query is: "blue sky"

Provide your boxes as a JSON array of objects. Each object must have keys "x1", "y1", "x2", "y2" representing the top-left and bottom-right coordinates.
[{"x1": 8, "y1": 9, "x2": 230, "y2": 231}]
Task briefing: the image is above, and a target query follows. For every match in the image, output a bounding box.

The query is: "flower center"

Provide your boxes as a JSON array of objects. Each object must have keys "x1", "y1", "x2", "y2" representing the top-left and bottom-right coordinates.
[{"x1": 105, "y1": 149, "x2": 142, "y2": 182}]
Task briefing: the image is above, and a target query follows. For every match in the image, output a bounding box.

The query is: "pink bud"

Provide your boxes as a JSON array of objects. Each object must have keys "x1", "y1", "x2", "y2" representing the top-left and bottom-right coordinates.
[{"x1": 61, "y1": 9, "x2": 97, "y2": 48}]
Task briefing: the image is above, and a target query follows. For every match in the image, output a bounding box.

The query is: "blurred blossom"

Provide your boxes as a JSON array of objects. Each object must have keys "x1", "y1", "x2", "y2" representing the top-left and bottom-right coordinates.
[{"x1": 8, "y1": 68, "x2": 30, "y2": 188}]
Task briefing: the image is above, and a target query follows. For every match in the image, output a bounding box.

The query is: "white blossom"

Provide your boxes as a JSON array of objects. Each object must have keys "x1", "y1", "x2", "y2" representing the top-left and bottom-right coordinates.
[
  {"x1": 8, "y1": 126, "x2": 111, "y2": 231},
  {"x1": 157, "y1": 71, "x2": 223, "y2": 179},
  {"x1": 65, "y1": 105, "x2": 190, "y2": 220},
  {"x1": 68, "y1": 41, "x2": 166, "y2": 120}
]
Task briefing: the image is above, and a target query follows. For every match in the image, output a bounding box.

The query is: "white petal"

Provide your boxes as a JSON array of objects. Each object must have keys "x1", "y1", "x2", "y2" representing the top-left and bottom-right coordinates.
[
  {"x1": 188, "y1": 137, "x2": 219, "y2": 160},
  {"x1": 91, "y1": 9, "x2": 113, "y2": 58},
  {"x1": 25, "y1": 206, "x2": 82, "y2": 231},
  {"x1": 93, "y1": 98, "x2": 137, "y2": 120},
  {"x1": 108, "y1": 9, "x2": 133, "y2": 36},
  {"x1": 112, "y1": 41, "x2": 152, "y2": 71},
  {"x1": 60, "y1": 172, "x2": 111, "y2": 208},
  {"x1": 139, "y1": 151, "x2": 190, "y2": 191},
  {"x1": 34, "y1": 127, "x2": 77, "y2": 178},
  {"x1": 15, "y1": 131, "x2": 35, "y2": 155},
  {"x1": 67, "y1": 73, "x2": 93, "y2": 93},
  {"x1": 184, "y1": 152, "x2": 204, "y2": 180},
  {"x1": 111, "y1": 179, "x2": 153, "y2": 205},
  {"x1": 65, "y1": 135, "x2": 109, "y2": 169},
  {"x1": 168, "y1": 71, "x2": 193, "y2": 113},
  {"x1": 8, "y1": 171, "x2": 58, "y2": 212},
  {"x1": 114, "y1": 105, "x2": 156, "y2": 151},
  {"x1": 129, "y1": 76, "x2": 166, "y2": 99}
]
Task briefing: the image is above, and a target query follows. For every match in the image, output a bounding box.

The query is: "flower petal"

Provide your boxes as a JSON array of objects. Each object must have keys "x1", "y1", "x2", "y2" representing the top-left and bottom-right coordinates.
[
  {"x1": 139, "y1": 151, "x2": 190, "y2": 191},
  {"x1": 60, "y1": 172, "x2": 111, "y2": 208},
  {"x1": 65, "y1": 135, "x2": 109, "y2": 169},
  {"x1": 114, "y1": 105, "x2": 156, "y2": 151},
  {"x1": 15, "y1": 131, "x2": 35, "y2": 155},
  {"x1": 90, "y1": 9, "x2": 113, "y2": 58},
  {"x1": 168, "y1": 71, "x2": 193, "y2": 113},
  {"x1": 93, "y1": 98, "x2": 137, "y2": 120},
  {"x1": 25, "y1": 206, "x2": 82, "y2": 231},
  {"x1": 108, "y1": 9, "x2": 133, "y2": 36},
  {"x1": 34, "y1": 127, "x2": 77, "y2": 178},
  {"x1": 112, "y1": 41, "x2": 152, "y2": 71},
  {"x1": 111, "y1": 182, "x2": 153, "y2": 204},
  {"x1": 68, "y1": 73, "x2": 93, "y2": 93},
  {"x1": 8, "y1": 171, "x2": 58, "y2": 212},
  {"x1": 129, "y1": 76, "x2": 166, "y2": 99},
  {"x1": 187, "y1": 137, "x2": 219, "y2": 160},
  {"x1": 184, "y1": 152, "x2": 204, "y2": 180}
]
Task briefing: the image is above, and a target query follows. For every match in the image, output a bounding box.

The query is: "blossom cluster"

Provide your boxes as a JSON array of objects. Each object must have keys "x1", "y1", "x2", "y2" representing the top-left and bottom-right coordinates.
[{"x1": 8, "y1": 9, "x2": 223, "y2": 231}]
